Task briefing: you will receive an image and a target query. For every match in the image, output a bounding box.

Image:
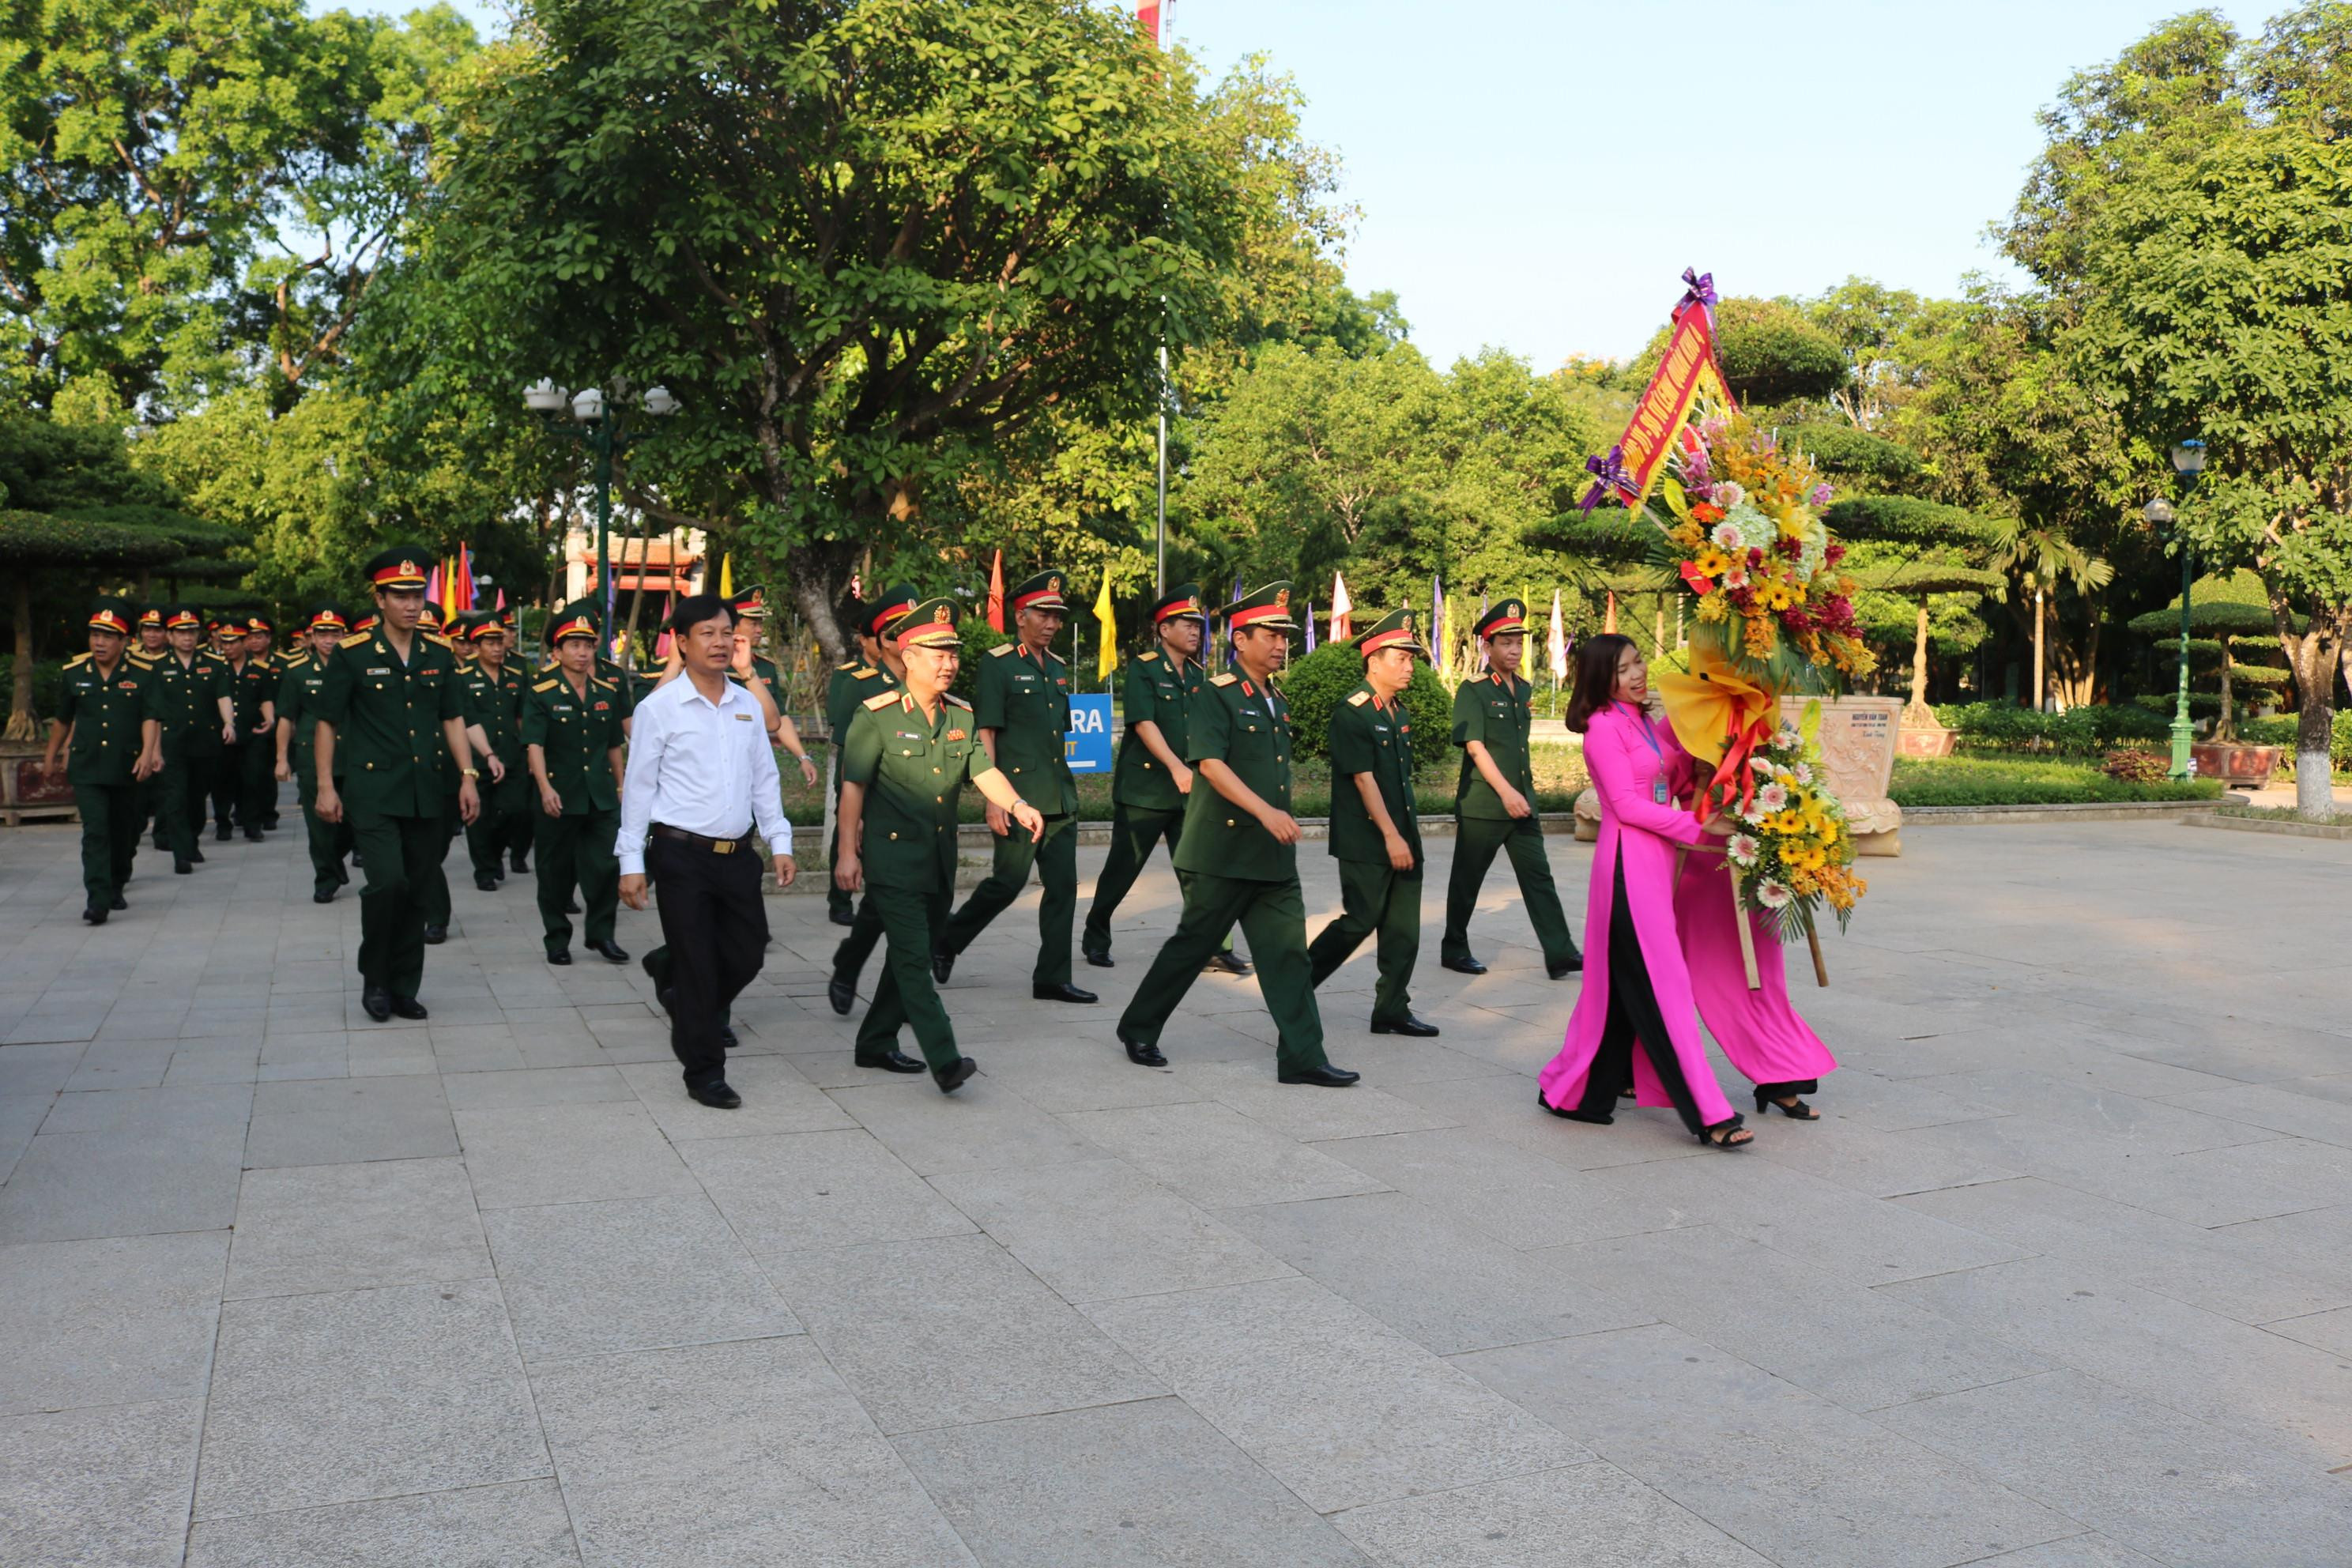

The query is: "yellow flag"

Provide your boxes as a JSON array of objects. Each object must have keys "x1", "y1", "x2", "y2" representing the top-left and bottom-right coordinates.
[
  {"x1": 718, "y1": 553, "x2": 733, "y2": 599},
  {"x1": 1094, "y1": 573, "x2": 1118, "y2": 681}
]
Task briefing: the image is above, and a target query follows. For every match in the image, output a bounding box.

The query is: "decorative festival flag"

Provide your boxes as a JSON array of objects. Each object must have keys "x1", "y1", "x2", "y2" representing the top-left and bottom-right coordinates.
[
  {"x1": 654, "y1": 628, "x2": 673, "y2": 662},
  {"x1": 1579, "y1": 270, "x2": 1736, "y2": 516},
  {"x1": 1605, "y1": 590, "x2": 1619, "y2": 634},
  {"x1": 457, "y1": 542, "x2": 475, "y2": 612},
  {"x1": 425, "y1": 563, "x2": 443, "y2": 613},
  {"x1": 1137, "y1": 0, "x2": 1163, "y2": 45},
  {"x1": 1303, "y1": 601, "x2": 1316, "y2": 654},
  {"x1": 1329, "y1": 571, "x2": 1353, "y2": 643},
  {"x1": 1548, "y1": 589, "x2": 1567, "y2": 682},
  {"x1": 1094, "y1": 573, "x2": 1118, "y2": 682},
  {"x1": 986, "y1": 550, "x2": 1006, "y2": 633},
  {"x1": 495, "y1": 588, "x2": 507, "y2": 612},
  {"x1": 718, "y1": 554, "x2": 733, "y2": 600}
]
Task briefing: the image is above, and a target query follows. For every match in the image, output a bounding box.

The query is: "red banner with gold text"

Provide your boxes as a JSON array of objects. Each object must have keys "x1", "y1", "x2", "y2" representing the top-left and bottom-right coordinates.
[{"x1": 1604, "y1": 303, "x2": 1734, "y2": 511}]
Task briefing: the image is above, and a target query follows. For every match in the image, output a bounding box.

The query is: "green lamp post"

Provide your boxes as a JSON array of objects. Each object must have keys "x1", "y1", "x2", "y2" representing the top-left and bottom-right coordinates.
[
  {"x1": 2147, "y1": 437, "x2": 2207, "y2": 781},
  {"x1": 523, "y1": 379, "x2": 680, "y2": 628}
]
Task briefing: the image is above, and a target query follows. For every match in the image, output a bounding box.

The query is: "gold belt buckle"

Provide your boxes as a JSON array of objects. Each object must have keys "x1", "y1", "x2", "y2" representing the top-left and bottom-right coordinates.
[{"x1": 712, "y1": 838, "x2": 734, "y2": 854}]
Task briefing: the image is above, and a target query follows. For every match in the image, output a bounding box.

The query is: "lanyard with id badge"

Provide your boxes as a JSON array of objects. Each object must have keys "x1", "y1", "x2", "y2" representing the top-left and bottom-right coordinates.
[{"x1": 1623, "y1": 702, "x2": 1672, "y2": 806}]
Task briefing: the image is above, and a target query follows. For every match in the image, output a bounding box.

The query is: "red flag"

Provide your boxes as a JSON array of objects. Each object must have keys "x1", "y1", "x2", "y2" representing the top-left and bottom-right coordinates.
[
  {"x1": 986, "y1": 549, "x2": 1007, "y2": 633},
  {"x1": 1138, "y1": 1, "x2": 1162, "y2": 45}
]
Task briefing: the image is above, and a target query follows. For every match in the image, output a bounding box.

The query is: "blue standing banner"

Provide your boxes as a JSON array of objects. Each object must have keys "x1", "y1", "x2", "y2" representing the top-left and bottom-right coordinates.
[{"x1": 1065, "y1": 693, "x2": 1114, "y2": 774}]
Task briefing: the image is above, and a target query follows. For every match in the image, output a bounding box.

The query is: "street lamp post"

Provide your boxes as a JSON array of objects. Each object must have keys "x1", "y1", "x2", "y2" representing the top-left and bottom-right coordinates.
[
  {"x1": 522, "y1": 379, "x2": 680, "y2": 635},
  {"x1": 2149, "y1": 437, "x2": 2207, "y2": 782}
]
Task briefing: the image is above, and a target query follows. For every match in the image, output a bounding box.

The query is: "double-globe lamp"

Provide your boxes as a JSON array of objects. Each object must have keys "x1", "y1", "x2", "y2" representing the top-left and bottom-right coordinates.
[
  {"x1": 522, "y1": 379, "x2": 680, "y2": 646},
  {"x1": 2142, "y1": 438, "x2": 2207, "y2": 782}
]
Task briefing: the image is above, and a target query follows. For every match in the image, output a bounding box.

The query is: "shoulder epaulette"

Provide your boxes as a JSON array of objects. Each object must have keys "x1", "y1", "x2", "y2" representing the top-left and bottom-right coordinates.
[
  {"x1": 850, "y1": 665, "x2": 878, "y2": 678},
  {"x1": 532, "y1": 678, "x2": 559, "y2": 693},
  {"x1": 1137, "y1": 650, "x2": 1159, "y2": 662},
  {"x1": 591, "y1": 676, "x2": 615, "y2": 691},
  {"x1": 126, "y1": 652, "x2": 157, "y2": 667},
  {"x1": 862, "y1": 690, "x2": 900, "y2": 710},
  {"x1": 1211, "y1": 672, "x2": 1239, "y2": 687},
  {"x1": 341, "y1": 632, "x2": 371, "y2": 649},
  {"x1": 835, "y1": 660, "x2": 860, "y2": 672},
  {"x1": 944, "y1": 694, "x2": 973, "y2": 710},
  {"x1": 65, "y1": 652, "x2": 91, "y2": 667},
  {"x1": 1346, "y1": 689, "x2": 1371, "y2": 706},
  {"x1": 987, "y1": 643, "x2": 1016, "y2": 658}
]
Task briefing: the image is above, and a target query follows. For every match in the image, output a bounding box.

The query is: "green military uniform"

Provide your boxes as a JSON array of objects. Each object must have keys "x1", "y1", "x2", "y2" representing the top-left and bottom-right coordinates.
[
  {"x1": 205, "y1": 620, "x2": 257, "y2": 837},
  {"x1": 457, "y1": 616, "x2": 533, "y2": 888},
  {"x1": 134, "y1": 607, "x2": 170, "y2": 848},
  {"x1": 822, "y1": 586, "x2": 918, "y2": 1003},
  {"x1": 939, "y1": 571, "x2": 1084, "y2": 990},
  {"x1": 1116, "y1": 582, "x2": 1350, "y2": 1083},
  {"x1": 147, "y1": 609, "x2": 232, "y2": 867},
  {"x1": 236, "y1": 616, "x2": 283, "y2": 832},
  {"x1": 275, "y1": 605, "x2": 355, "y2": 900},
  {"x1": 521, "y1": 606, "x2": 628, "y2": 961},
  {"x1": 1306, "y1": 609, "x2": 1433, "y2": 1031},
  {"x1": 315, "y1": 551, "x2": 471, "y2": 1006},
  {"x1": 411, "y1": 608, "x2": 463, "y2": 937},
  {"x1": 1441, "y1": 599, "x2": 1580, "y2": 976},
  {"x1": 1081, "y1": 584, "x2": 1235, "y2": 966},
  {"x1": 841, "y1": 597, "x2": 1001, "y2": 1087},
  {"x1": 52, "y1": 601, "x2": 159, "y2": 919}
]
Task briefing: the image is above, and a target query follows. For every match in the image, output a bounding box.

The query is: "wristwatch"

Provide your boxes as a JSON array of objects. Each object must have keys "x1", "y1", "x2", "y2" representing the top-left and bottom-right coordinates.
[{"x1": 461, "y1": 767, "x2": 481, "y2": 779}]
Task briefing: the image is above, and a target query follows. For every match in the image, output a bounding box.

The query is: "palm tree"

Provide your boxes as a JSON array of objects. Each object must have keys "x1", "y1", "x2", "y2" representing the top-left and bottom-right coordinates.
[{"x1": 1989, "y1": 518, "x2": 2113, "y2": 710}]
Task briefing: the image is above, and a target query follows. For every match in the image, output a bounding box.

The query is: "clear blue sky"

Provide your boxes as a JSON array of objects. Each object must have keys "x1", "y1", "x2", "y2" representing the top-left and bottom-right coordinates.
[{"x1": 349, "y1": 0, "x2": 2275, "y2": 366}]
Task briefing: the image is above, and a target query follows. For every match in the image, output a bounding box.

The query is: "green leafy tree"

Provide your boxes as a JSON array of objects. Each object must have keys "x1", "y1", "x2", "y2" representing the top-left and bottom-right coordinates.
[
  {"x1": 415, "y1": 0, "x2": 1249, "y2": 663},
  {"x1": 2128, "y1": 571, "x2": 2308, "y2": 740}
]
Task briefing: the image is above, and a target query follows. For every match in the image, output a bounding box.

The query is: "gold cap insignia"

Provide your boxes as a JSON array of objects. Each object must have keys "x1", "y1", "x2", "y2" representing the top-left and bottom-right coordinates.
[
  {"x1": 933, "y1": 603, "x2": 952, "y2": 624},
  {"x1": 1274, "y1": 588, "x2": 1290, "y2": 609}
]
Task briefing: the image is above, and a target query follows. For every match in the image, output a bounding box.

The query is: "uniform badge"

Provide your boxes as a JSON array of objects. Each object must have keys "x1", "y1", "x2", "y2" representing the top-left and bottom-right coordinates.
[
  {"x1": 933, "y1": 603, "x2": 952, "y2": 624},
  {"x1": 947, "y1": 728, "x2": 967, "y2": 741},
  {"x1": 593, "y1": 701, "x2": 609, "y2": 711}
]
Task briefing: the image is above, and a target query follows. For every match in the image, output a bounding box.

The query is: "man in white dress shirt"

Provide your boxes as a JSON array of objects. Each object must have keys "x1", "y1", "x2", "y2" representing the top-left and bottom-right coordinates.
[{"x1": 618, "y1": 595, "x2": 796, "y2": 1109}]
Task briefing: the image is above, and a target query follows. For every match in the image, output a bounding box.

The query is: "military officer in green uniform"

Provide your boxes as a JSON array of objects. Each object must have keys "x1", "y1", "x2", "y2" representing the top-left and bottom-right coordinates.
[
  {"x1": 1080, "y1": 582, "x2": 1246, "y2": 975},
  {"x1": 522, "y1": 604, "x2": 628, "y2": 965},
  {"x1": 934, "y1": 570, "x2": 1094, "y2": 1004},
  {"x1": 457, "y1": 612, "x2": 533, "y2": 890},
  {"x1": 407, "y1": 600, "x2": 466, "y2": 943},
  {"x1": 274, "y1": 604, "x2": 355, "y2": 902},
  {"x1": 134, "y1": 605, "x2": 169, "y2": 848},
  {"x1": 314, "y1": 548, "x2": 482, "y2": 1021},
  {"x1": 835, "y1": 597, "x2": 1046, "y2": 1090},
  {"x1": 203, "y1": 616, "x2": 255, "y2": 839},
  {"x1": 1114, "y1": 583, "x2": 1360, "y2": 1087},
  {"x1": 1306, "y1": 608, "x2": 1439, "y2": 1035},
  {"x1": 822, "y1": 585, "x2": 915, "y2": 929},
  {"x1": 148, "y1": 605, "x2": 236, "y2": 873},
  {"x1": 1441, "y1": 599, "x2": 1581, "y2": 978},
  {"x1": 238, "y1": 615, "x2": 283, "y2": 831},
  {"x1": 41, "y1": 599, "x2": 164, "y2": 923},
  {"x1": 822, "y1": 587, "x2": 916, "y2": 1012}
]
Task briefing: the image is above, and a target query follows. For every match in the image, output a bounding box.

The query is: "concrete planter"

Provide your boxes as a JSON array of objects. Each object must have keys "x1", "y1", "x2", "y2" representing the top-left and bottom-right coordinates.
[
  {"x1": 0, "y1": 741, "x2": 75, "y2": 827},
  {"x1": 2190, "y1": 741, "x2": 2279, "y2": 788},
  {"x1": 1898, "y1": 723, "x2": 1958, "y2": 759}
]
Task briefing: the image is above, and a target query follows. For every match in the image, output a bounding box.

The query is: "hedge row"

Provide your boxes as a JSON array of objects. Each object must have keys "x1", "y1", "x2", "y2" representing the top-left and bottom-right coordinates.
[{"x1": 1928, "y1": 701, "x2": 2173, "y2": 756}]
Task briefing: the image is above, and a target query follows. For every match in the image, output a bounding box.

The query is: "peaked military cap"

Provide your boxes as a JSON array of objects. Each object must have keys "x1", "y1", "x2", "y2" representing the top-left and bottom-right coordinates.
[
  {"x1": 415, "y1": 601, "x2": 446, "y2": 631},
  {"x1": 1353, "y1": 606, "x2": 1430, "y2": 660},
  {"x1": 726, "y1": 583, "x2": 769, "y2": 620},
  {"x1": 138, "y1": 605, "x2": 164, "y2": 630},
  {"x1": 245, "y1": 613, "x2": 274, "y2": 636},
  {"x1": 1152, "y1": 583, "x2": 1207, "y2": 624},
  {"x1": 546, "y1": 603, "x2": 601, "y2": 644},
  {"x1": 865, "y1": 581, "x2": 921, "y2": 639},
  {"x1": 349, "y1": 610, "x2": 380, "y2": 635},
  {"x1": 361, "y1": 545, "x2": 432, "y2": 590},
  {"x1": 87, "y1": 597, "x2": 136, "y2": 635},
  {"x1": 1223, "y1": 581, "x2": 1299, "y2": 633},
  {"x1": 164, "y1": 605, "x2": 204, "y2": 631},
  {"x1": 1473, "y1": 598, "x2": 1528, "y2": 639},
  {"x1": 458, "y1": 610, "x2": 510, "y2": 642},
  {"x1": 303, "y1": 602, "x2": 347, "y2": 634},
  {"x1": 211, "y1": 616, "x2": 248, "y2": 638},
  {"x1": 1010, "y1": 570, "x2": 1069, "y2": 614},
  {"x1": 896, "y1": 596, "x2": 963, "y2": 649}
]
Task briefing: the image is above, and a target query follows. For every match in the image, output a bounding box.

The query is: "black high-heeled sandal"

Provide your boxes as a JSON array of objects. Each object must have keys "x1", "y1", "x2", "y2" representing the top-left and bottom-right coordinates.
[
  {"x1": 1755, "y1": 1088, "x2": 1821, "y2": 1121},
  {"x1": 1698, "y1": 1117, "x2": 1753, "y2": 1149},
  {"x1": 1538, "y1": 1091, "x2": 1613, "y2": 1125}
]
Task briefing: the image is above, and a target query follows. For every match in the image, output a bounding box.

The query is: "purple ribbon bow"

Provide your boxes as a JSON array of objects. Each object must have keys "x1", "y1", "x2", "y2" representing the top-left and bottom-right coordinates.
[
  {"x1": 1579, "y1": 446, "x2": 1631, "y2": 514},
  {"x1": 1680, "y1": 267, "x2": 1717, "y2": 316}
]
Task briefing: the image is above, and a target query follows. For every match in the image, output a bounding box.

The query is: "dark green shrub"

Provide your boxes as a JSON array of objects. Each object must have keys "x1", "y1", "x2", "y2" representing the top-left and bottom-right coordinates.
[
  {"x1": 1276, "y1": 641, "x2": 1453, "y2": 761},
  {"x1": 2237, "y1": 711, "x2": 2352, "y2": 767},
  {"x1": 0, "y1": 658, "x2": 66, "y2": 722},
  {"x1": 1932, "y1": 701, "x2": 2171, "y2": 755}
]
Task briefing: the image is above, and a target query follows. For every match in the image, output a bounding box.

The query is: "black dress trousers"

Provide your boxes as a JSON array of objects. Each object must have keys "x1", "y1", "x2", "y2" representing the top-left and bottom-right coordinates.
[{"x1": 648, "y1": 834, "x2": 770, "y2": 1089}]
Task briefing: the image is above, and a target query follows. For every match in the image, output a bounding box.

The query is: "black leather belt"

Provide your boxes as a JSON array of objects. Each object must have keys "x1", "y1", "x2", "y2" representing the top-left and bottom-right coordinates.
[{"x1": 651, "y1": 823, "x2": 748, "y2": 854}]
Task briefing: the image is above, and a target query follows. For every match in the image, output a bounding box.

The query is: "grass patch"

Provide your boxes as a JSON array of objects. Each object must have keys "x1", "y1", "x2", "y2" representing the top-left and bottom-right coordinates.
[
  {"x1": 1890, "y1": 755, "x2": 2223, "y2": 808},
  {"x1": 2214, "y1": 802, "x2": 2352, "y2": 826}
]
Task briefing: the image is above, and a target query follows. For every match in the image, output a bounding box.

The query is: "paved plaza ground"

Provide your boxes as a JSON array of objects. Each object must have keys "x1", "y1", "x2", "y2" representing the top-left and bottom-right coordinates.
[{"x1": 2, "y1": 805, "x2": 2350, "y2": 1566}]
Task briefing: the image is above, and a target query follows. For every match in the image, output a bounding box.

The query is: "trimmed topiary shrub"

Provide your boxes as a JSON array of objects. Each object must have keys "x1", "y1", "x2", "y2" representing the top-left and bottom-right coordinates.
[
  {"x1": 1276, "y1": 641, "x2": 1453, "y2": 761},
  {"x1": 1932, "y1": 701, "x2": 2172, "y2": 755}
]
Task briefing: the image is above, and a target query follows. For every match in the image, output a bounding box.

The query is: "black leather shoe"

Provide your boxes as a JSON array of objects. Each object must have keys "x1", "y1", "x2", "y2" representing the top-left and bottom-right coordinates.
[
  {"x1": 1202, "y1": 952, "x2": 1252, "y2": 976},
  {"x1": 854, "y1": 1050, "x2": 925, "y2": 1073},
  {"x1": 1547, "y1": 955, "x2": 1585, "y2": 979},
  {"x1": 827, "y1": 974, "x2": 855, "y2": 1016},
  {"x1": 175, "y1": 857, "x2": 194, "y2": 875},
  {"x1": 189, "y1": 846, "x2": 204, "y2": 864},
  {"x1": 930, "y1": 948, "x2": 955, "y2": 984},
  {"x1": 422, "y1": 925, "x2": 447, "y2": 945},
  {"x1": 563, "y1": 899, "x2": 580, "y2": 914},
  {"x1": 653, "y1": 985, "x2": 675, "y2": 1017},
  {"x1": 1278, "y1": 1064, "x2": 1361, "y2": 1087},
  {"x1": 215, "y1": 824, "x2": 232, "y2": 842},
  {"x1": 348, "y1": 850, "x2": 360, "y2": 867},
  {"x1": 1081, "y1": 937, "x2": 1114, "y2": 969},
  {"x1": 1032, "y1": 982, "x2": 1098, "y2": 1004},
  {"x1": 1370, "y1": 1014, "x2": 1441, "y2": 1037},
  {"x1": 388, "y1": 997, "x2": 428, "y2": 1020},
  {"x1": 243, "y1": 826, "x2": 264, "y2": 842},
  {"x1": 312, "y1": 889, "x2": 334, "y2": 904},
  {"x1": 1119, "y1": 1031, "x2": 1167, "y2": 1068},
  {"x1": 546, "y1": 948, "x2": 572, "y2": 965},
  {"x1": 588, "y1": 939, "x2": 629, "y2": 964},
  {"x1": 718, "y1": 1023, "x2": 739, "y2": 1050},
  {"x1": 688, "y1": 1080, "x2": 742, "y2": 1110},
  {"x1": 511, "y1": 854, "x2": 529, "y2": 874},
  {"x1": 81, "y1": 906, "x2": 107, "y2": 925},
  {"x1": 361, "y1": 987, "x2": 393, "y2": 1023},
  {"x1": 1440, "y1": 955, "x2": 1487, "y2": 976},
  {"x1": 109, "y1": 894, "x2": 127, "y2": 910},
  {"x1": 933, "y1": 1056, "x2": 979, "y2": 1094},
  {"x1": 827, "y1": 906, "x2": 854, "y2": 928},
  {"x1": 475, "y1": 874, "x2": 499, "y2": 891}
]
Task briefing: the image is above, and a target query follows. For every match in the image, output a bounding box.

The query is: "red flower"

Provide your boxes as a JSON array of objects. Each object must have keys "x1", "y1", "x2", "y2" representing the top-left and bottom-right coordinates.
[
  {"x1": 1690, "y1": 502, "x2": 1725, "y2": 524},
  {"x1": 1823, "y1": 542, "x2": 1845, "y2": 566},
  {"x1": 1728, "y1": 585, "x2": 1758, "y2": 612},
  {"x1": 1747, "y1": 546, "x2": 1766, "y2": 568},
  {"x1": 1775, "y1": 534, "x2": 1804, "y2": 557},
  {"x1": 1778, "y1": 606, "x2": 1815, "y2": 635}
]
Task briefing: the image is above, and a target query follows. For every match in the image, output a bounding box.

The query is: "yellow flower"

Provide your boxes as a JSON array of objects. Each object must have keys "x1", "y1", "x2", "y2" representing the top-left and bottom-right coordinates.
[
  {"x1": 1807, "y1": 812, "x2": 1839, "y2": 842},
  {"x1": 1759, "y1": 581, "x2": 1796, "y2": 612},
  {"x1": 1762, "y1": 808, "x2": 1806, "y2": 835},
  {"x1": 1694, "y1": 548, "x2": 1732, "y2": 577},
  {"x1": 1696, "y1": 592, "x2": 1728, "y2": 624},
  {"x1": 1788, "y1": 844, "x2": 1828, "y2": 873}
]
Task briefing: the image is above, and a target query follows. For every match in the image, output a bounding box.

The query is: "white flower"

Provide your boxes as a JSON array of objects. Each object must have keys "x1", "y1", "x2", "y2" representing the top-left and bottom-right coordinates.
[
  {"x1": 1709, "y1": 521, "x2": 1745, "y2": 553},
  {"x1": 1756, "y1": 782, "x2": 1788, "y2": 813},
  {"x1": 1773, "y1": 724, "x2": 1802, "y2": 750},
  {"x1": 1712, "y1": 481, "x2": 1746, "y2": 510},
  {"x1": 1794, "y1": 762, "x2": 1814, "y2": 786},
  {"x1": 1750, "y1": 756, "x2": 1776, "y2": 775},
  {"x1": 1728, "y1": 834, "x2": 1761, "y2": 867},
  {"x1": 1756, "y1": 880, "x2": 1793, "y2": 909},
  {"x1": 1723, "y1": 567, "x2": 1748, "y2": 590}
]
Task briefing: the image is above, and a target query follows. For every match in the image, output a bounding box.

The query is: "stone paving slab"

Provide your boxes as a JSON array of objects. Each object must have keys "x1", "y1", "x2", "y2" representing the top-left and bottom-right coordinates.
[{"x1": 2, "y1": 805, "x2": 2350, "y2": 1563}]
